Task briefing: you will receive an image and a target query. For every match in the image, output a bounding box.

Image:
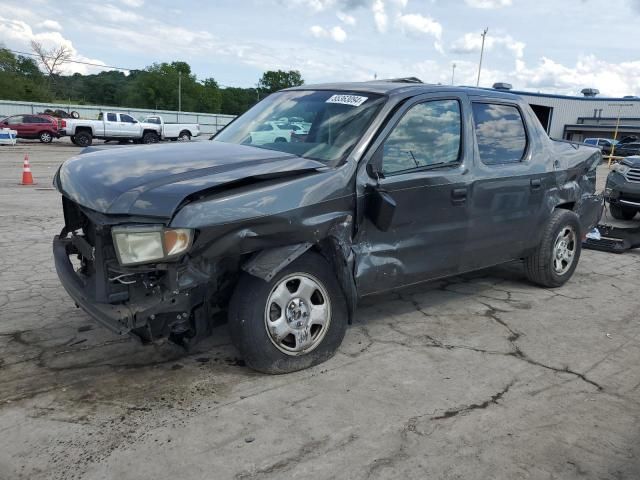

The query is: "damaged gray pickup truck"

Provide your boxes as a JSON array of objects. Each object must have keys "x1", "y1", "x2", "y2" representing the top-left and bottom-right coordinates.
[{"x1": 53, "y1": 80, "x2": 603, "y2": 373}]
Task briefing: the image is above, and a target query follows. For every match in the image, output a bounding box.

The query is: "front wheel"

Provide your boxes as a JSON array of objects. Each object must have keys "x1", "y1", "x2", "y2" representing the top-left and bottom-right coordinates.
[
  {"x1": 609, "y1": 203, "x2": 637, "y2": 220},
  {"x1": 524, "y1": 209, "x2": 581, "y2": 288},
  {"x1": 228, "y1": 251, "x2": 348, "y2": 374}
]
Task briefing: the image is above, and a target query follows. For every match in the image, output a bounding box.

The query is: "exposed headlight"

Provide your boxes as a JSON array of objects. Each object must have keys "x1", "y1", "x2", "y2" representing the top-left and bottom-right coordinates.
[
  {"x1": 112, "y1": 225, "x2": 193, "y2": 266},
  {"x1": 613, "y1": 163, "x2": 631, "y2": 176}
]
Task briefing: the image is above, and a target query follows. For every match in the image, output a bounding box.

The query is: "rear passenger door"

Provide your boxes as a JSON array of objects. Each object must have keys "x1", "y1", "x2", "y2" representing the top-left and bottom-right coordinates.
[
  {"x1": 101, "y1": 113, "x2": 118, "y2": 136},
  {"x1": 354, "y1": 94, "x2": 473, "y2": 295},
  {"x1": 463, "y1": 100, "x2": 547, "y2": 270}
]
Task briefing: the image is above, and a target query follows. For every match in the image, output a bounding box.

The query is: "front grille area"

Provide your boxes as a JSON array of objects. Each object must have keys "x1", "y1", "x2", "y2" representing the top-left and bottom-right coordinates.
[{"x1": 625, "y1": 168, "x2": 640, "y2": 183}]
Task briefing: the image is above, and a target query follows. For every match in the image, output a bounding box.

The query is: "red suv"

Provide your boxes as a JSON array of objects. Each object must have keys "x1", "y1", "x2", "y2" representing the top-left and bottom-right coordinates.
[{"x1": 0, "y1": 114, "x2": 63, "y2": 143}]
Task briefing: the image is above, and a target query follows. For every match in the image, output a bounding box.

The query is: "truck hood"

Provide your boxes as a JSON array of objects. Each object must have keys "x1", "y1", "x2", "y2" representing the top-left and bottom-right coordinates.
[
  {"x1": 55, "y1": 141, "x2": 325, "y2": 217},
  {"x1": 622, "y1": 155, "x2": 640, "y2": 168}
]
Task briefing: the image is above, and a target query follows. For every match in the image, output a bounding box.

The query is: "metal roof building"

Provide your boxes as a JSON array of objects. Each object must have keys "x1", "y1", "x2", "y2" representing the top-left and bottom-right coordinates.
[{"x1": 490, "y1": 84, "x2": 640, "y2": 142}]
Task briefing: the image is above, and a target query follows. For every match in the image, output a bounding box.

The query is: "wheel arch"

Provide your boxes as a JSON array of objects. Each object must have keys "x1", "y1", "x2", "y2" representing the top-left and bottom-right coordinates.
[{"x1": 240, "y1": 238, "x2": 357, "y2": 323}]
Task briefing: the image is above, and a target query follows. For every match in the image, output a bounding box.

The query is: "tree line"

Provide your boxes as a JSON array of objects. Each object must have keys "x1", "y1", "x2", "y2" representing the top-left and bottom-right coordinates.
[{"x1": 0, "y1": 47, "x2": 304, "y2": 116}]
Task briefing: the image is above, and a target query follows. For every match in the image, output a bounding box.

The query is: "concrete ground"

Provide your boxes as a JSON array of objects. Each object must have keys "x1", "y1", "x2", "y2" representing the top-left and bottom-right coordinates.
[{"x1": 1, "y1": 139, "x2": 639, "y2": 480}]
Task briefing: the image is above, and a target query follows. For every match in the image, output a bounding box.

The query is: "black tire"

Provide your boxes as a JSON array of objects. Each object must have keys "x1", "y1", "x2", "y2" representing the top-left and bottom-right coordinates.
[
  {"x1": 274, "y1": 137, "x2": 287, "y2": 143},
  {"x1": 609, "y1": 203, "x2": 637, "y2": 220},
  {"x1": 70, "y1": 111, "x2": 80, "y2": 119},
  {"x1": 228, "y1": 251, "x2": 348, "y2": 374},
  {"x1": 70, "y1": 135, "x2": 77, "y2": 145},
  {"x1": 74, "y1": 131, "x2": 92, "y2": 147},
  {"x1": 524, "y1": 209, "x2": 582, "y2": 288},
  {"x1": 178, "y1": 131, "x2": 191, "y2": 142},
  {"x1": 39, "y1": 131, "x2": 53, "y2": 143},
  {"x1": 142, "y1": 131, "x2": 159, "y2": 144}
]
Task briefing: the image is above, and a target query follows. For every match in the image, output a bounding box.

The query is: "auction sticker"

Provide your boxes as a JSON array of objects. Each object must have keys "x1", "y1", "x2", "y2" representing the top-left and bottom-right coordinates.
[{"x1": 326, "y1": 94, "x2": 368, "y2": 107}]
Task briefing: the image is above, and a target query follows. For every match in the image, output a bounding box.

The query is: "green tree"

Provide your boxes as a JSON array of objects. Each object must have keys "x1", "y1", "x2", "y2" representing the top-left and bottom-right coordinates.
[
  {"x1": 0, "y1": 47, "x2": 50, "y2": 102},
  {"x1": 257, "y1": 70, "x2": 304, "y2": 94}
]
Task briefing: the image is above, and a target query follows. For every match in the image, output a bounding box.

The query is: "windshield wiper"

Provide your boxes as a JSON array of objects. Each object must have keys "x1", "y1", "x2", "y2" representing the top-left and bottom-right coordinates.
[{"x1": 418, "y1": 161, "x2": 458, "y2": 171}]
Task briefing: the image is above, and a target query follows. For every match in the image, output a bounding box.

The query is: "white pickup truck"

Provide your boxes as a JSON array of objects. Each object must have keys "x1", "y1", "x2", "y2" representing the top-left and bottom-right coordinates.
[
  {"x1": 63, "y1": 112, "x2": 163, "y2": 147},
  {"x1": 142, "y1": 116, "x2": 200, "y2": 142}
]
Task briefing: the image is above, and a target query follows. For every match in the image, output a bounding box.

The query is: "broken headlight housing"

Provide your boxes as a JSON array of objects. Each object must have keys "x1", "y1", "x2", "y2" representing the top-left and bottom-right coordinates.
[{"x1": 112, "y1": 225, "x2": 193, "y2": 266}]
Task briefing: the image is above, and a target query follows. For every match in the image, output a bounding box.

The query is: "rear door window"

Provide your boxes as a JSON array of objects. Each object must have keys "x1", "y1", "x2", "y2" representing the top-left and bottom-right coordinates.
[
  {"x1": 107, "y1": 113, "x2": 117, "y2": 122},
  {"x1": 7, "y1": 116, "x2": 24, "y2": 125},
  {"x1": 472, "y1": 103, "x2": 527, "y2": 165}
]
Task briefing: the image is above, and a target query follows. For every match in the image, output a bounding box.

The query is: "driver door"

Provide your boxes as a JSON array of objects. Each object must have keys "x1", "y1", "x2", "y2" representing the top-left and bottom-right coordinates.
[{"x1": 353, "y1": 94, "x2": 474, "y2": 295}]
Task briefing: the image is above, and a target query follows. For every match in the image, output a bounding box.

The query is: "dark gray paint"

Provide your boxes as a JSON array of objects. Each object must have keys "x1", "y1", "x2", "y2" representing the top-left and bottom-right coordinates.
[{"x1": 53, "y1": 81, "x2": 603, "y2": 342}]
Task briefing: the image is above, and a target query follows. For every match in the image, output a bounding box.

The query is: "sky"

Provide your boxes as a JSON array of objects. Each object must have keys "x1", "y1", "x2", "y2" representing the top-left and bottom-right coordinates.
[{"x1": 1, "y1": 0, "x2": 640, "y2": 96}]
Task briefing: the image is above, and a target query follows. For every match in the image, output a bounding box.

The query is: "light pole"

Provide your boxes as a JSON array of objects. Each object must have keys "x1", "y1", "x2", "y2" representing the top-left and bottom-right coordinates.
[
  {"x1": 451, "y1": 63, "x2": 456, "y2": 85},
  {"x1": 476, "y1": 28, "x2": 488, "y2": 87},
  {"x1": 178, "y1": 71, "x2": 182, "y2": 120}
]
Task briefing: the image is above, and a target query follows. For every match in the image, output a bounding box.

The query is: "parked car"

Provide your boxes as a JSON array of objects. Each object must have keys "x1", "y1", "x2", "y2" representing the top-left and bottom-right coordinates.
[
  {"x1": 0, "y1": 114, "x2": 62, "y2": 143},
  {"x1": 249, "y1": 121, "x2": 296, "y2": 145},
  {"x1": 62, "y1": 112, "x2": 162, "y2": 147},
  {"x1": 605, "y1": 155, "x2": 640, "y2": 220},
  {"x1": 584, "y1": 138, "x2": 618, "y2": 155},
  {"x1": 142, "y1": 116, "x2": 200, "y2": 141},
  {"x1": 52, "y1": 81, "x2": 603, "y2": 374},
  {"x1": 611, "y1": 142, "x2": 640, "y2": 157}
]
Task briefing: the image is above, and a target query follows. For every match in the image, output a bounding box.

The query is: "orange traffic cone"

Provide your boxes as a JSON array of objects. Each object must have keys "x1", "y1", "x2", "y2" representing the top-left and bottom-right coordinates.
[{"x1": 20, "y1": 154, "x2": 36, "y2": 185}]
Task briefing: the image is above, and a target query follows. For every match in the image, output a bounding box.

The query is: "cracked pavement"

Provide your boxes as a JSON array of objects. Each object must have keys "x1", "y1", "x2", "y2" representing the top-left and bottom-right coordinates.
[{"x1": 1, "y1": 140, "x2": 639, "y2": 479}]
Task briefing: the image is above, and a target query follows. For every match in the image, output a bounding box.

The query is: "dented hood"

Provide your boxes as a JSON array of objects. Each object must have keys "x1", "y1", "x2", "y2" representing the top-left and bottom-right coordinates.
[{"x1": 55, "y1": 141, "x2": 324, "y2": 217}]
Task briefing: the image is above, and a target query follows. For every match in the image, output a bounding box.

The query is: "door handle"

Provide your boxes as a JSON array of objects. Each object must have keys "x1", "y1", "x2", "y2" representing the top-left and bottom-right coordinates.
[
  {"x1": 530, "y1": 178, "x2": 542, "y2": 190},
  {"x1": 451, "y1": 187, "x2": 467, "y2": 205}
]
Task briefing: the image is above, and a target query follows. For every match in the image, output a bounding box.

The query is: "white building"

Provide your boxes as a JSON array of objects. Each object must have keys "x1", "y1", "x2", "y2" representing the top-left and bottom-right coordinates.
[{"x1": 491, "y1": 84, "x2": 640, "y2": 142}]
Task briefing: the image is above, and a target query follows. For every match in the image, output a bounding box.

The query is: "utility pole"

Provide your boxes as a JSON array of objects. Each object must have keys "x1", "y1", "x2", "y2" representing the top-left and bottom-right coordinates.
[
  {"x1": 178, "y1": 71, "x2": 182, "y2": 120},
  {"x1": 476, "y1": 28, "x2": 488, "y2": 87},
  {"x1": 451, "y1": 63, "x2": 456, "y2": 85}
]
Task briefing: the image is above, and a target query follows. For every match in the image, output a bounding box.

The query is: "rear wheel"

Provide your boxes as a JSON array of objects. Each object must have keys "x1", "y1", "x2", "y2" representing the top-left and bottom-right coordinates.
[
  {"x1": 74, "y1": 131, "x2": 92, "y2": 147},
  {"x1": 39, "y1": 131, "x2": 53, "y2": 143},
  {"x1": 178, "y1": 131, "x2": 191, "y2": 142},
  {"x1": 70, "y1": 135, "x2": 77, "y2": 145},
  {"x1": 274, "y1": 137, "x2": 287, "y2": 143},
  {"x1": 229, "y1": 251, "x2": 348, "y2": 374},
  {"x1": 524, "y1": 209, "x2": 581, "y2": 288},
  {"x1": 609, "y1": 203, "x2": 637, "y2": 220},
  {"x1": 142, "y1": 131, "x2": 159, "y2": 144}
]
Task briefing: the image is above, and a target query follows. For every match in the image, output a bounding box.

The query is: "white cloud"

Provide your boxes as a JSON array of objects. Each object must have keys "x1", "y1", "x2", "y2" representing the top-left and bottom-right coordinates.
[
  {"x1": 465, "y1": 0, "x2": 512, "y2": 8},
  {"x1": 0, "y1": 15, "x2": 108, "y2": 74},
  {"x1": 451, "y1": 32, "x2": 525, "y2": 59},
  {"x1": 88, "y1": 4, "x2": 142, "y2": 23},
  {"x1": 372, "y1": 0, "x2": 387, "y2": 33},
  {"x1": 337, "y1": 11, "x2": 356, "y2": 25},
  {"x1": 396, "y1": 13, "x2": 443, "y2": 39},
  {"x1": 120, "y1": 0, "x2": 144, "y2": 6},
  {"x1": 37, "y1": 20, "x2": 62, "y2": 31},
  {"x1": 310, "y1": 25, "x2": 348, "y2": 42}
]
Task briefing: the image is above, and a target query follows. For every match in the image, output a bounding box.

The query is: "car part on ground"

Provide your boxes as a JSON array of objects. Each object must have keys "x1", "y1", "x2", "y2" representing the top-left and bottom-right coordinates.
[
  {"x1": 52, "y1": 81, "x2": 603, "y2": 374},
  {"x1": 583, "y1": 224, "x2": 640, "y2": 253}
]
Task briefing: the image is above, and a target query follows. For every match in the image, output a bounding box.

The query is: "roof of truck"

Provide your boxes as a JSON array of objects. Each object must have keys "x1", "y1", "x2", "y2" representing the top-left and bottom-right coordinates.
[{"x1": 286, "y1": 79, "x2": 520, "y2": 101}]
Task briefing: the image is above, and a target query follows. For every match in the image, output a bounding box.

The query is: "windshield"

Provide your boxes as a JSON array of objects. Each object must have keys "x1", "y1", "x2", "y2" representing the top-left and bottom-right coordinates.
[{"x1": 213, "y1": 90, "x2": 385, "y2": 165}]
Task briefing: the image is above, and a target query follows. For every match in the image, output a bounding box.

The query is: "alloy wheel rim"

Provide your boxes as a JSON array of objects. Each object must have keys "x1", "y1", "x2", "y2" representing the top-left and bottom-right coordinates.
[
  {"x1": 42, "y1": 133, "x2": 51, "y2": 142},
  {"x1": 264, "y1": 273, "x2": 331, "y2": 356},
  {"x1": 552, "y1": 226, "x2": 576, "y2": 275}
]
